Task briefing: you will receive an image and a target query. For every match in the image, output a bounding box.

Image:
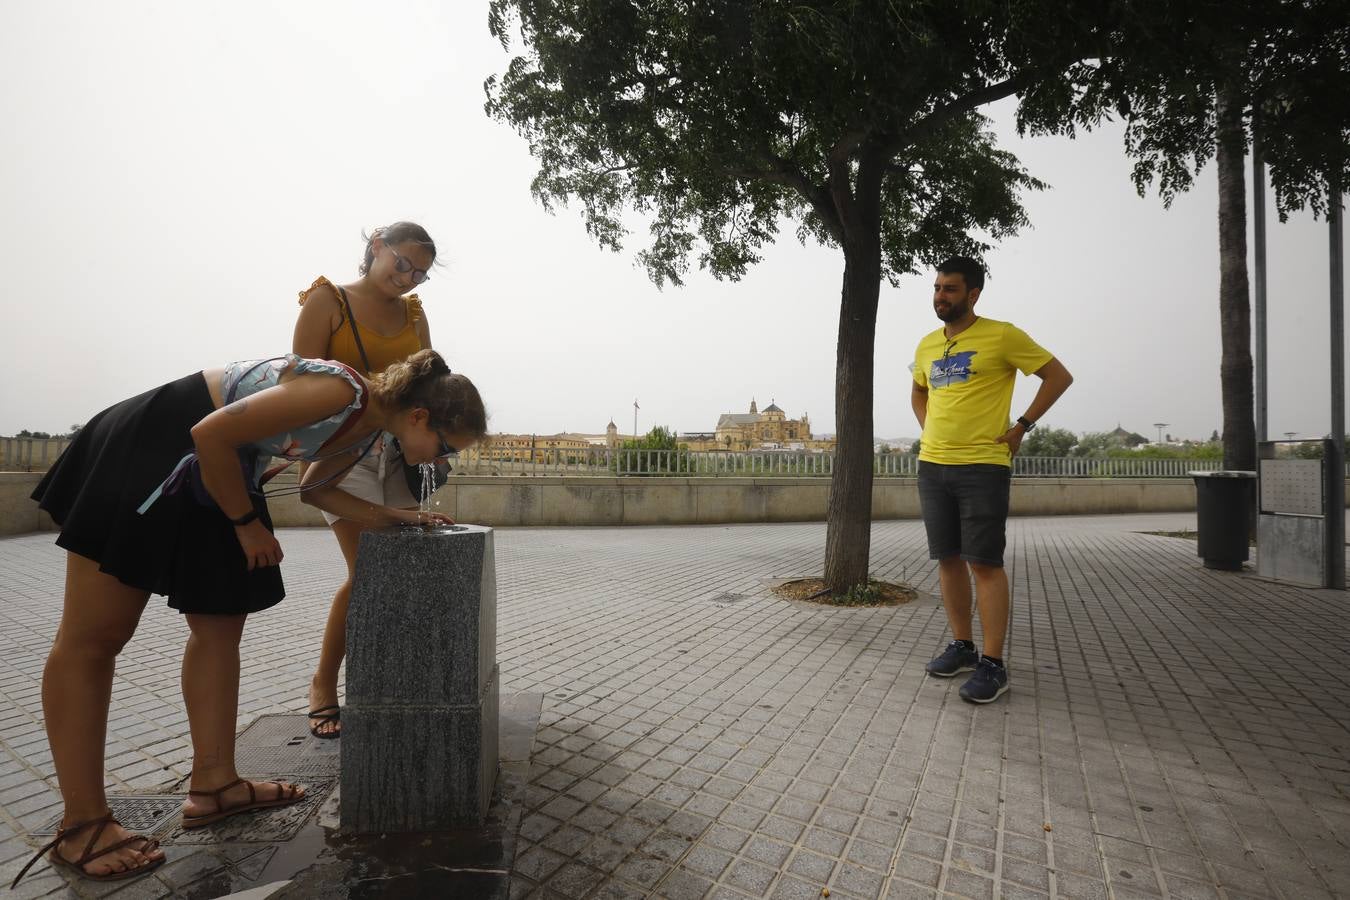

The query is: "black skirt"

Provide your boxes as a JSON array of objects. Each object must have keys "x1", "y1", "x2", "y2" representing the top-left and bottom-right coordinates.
[{"x1": 31, "y1": 372, "x2": 285, "y2": 615}]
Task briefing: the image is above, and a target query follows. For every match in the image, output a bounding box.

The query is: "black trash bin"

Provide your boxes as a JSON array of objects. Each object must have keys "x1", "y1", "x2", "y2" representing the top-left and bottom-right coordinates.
[{"x1": 1190, "y1": 470, "x2": 1256, "y2": 570}]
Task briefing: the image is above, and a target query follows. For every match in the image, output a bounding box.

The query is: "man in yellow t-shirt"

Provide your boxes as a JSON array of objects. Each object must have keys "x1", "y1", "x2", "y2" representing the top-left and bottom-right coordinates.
[{"x1": 911, "y1": 256, "x2": 1073, "y2": 704}]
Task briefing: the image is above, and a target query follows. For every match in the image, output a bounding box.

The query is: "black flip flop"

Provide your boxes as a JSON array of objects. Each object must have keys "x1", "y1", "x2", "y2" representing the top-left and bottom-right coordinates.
[{"x1": 307, "y1": 704, "x2": 341, "y2": 739}]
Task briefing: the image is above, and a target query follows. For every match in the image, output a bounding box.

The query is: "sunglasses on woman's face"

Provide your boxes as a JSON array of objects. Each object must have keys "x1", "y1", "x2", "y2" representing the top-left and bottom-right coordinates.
[
  {"x1": 386, "y1": 245, "x2": 430, "y2": 285},
  {"x1": 435, "y1": 429, "x2": 458, "y2": 459}
]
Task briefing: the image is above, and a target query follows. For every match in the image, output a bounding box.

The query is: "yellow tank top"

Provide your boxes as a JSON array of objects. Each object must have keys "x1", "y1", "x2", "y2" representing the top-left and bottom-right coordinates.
[{"x1": 298, "y1": 276, "x2": 425, "y2": 375}]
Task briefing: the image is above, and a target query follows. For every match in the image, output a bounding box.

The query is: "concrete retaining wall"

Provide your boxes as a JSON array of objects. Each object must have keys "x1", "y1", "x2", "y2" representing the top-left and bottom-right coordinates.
[
  {"x1": 12, "y1": 471, "x2": 1345, "y2": 537},
  {"x1": 1, "y1": 472, "x2": 1231, "y2": 536},
  {"x1": 1, "y1": 475, "x2": 58, "y2": 535}
]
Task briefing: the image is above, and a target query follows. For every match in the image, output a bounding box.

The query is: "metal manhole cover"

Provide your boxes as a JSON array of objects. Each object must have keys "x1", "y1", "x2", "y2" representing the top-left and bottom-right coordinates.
[
  {"x1": 167, "y1": 776, "x2": 335, "y2": 845},
  {"x1": 34, "y1": 796, "x2": 181, "y2": 837},
  {"x1": 233, "y1": 713, "x2": 341, "y2": 777}
]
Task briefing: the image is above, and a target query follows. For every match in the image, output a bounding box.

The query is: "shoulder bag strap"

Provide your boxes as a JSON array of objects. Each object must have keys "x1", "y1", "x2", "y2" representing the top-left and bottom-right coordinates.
[
  {"x1": 263, "y1": 431, "x2": 380, "y2": 499},
  {"x1": 335, "y1": 286, "x2": 373, "y2": 376},
  {"x1": 258, "y1": 286, "x2": 378, "y2": 498}
]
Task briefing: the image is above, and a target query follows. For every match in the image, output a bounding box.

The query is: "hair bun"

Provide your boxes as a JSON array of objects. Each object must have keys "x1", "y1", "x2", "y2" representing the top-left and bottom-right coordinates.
[{"x1": 369, "y1": 350, "x2": 487, "y2": 440}]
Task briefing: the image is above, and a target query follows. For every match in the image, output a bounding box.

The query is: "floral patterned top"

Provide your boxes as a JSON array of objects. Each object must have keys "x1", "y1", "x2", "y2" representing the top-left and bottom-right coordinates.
[
  {"x1": 136, "y1": 355, "x2": 371, "y2": 515},
  {"x1": 221, "y1": 354, "x2": 369, "y2": 467}
]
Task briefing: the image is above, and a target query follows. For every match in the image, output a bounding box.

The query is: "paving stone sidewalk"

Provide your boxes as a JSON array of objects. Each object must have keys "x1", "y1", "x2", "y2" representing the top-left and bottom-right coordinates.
[{"x1": 1, "y1": 514, "x2": 1347, "y2": 899}]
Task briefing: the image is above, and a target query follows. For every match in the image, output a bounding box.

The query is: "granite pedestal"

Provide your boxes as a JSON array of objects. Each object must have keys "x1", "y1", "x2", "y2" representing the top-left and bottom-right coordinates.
[{"x1": 341, "y1": 524, "x2": 499, "y2": 832}]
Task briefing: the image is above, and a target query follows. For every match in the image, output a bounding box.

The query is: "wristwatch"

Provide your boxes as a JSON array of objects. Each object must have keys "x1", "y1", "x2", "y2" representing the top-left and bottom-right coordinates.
[{"x1": 1016, "y1": 416, "x2": 1036, "y2": 432}]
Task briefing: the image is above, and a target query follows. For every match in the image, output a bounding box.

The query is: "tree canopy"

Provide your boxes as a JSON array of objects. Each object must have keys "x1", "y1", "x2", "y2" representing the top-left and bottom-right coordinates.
[
  {"x1": 484, "y1": 1, "x2": 1144, "y2": 287},
  {"x1": 1017, "y1": 0, "x2": 1350, "y2": 216},
  {"x1": 1018, "y1": 0, "x2": 1350, "y2": 471},
  {"x1": 1022, "y1": 425, "x2": 1078, "y2": 457}
]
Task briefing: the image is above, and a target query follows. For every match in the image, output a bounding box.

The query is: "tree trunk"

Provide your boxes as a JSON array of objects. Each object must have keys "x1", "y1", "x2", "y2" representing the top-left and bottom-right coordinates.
[
  {"x1": 823, "y1": 229, "x2": 882, "y2": 593},
  {"x1": 1216, "y1": 89, "x2": 1256, "y2": 471}
]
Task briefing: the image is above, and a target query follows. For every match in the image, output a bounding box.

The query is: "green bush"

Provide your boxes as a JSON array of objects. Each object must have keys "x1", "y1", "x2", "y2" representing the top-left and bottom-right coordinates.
[
  {"x1": 612, "y1": 425, "x2": 691, "y2": 474},
  {"x1": 1021, "y1": 425, "x2": 1077, "y2": 457}
]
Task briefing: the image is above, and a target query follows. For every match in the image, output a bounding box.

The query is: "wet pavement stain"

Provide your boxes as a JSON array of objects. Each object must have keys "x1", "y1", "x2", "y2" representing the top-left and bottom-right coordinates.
[
  {"x1": 22, "y1": 695, "x2": 541, "y2": 899},
  {"x1": 265, "y1": 772, "x2": 524, "y2": 900},
  {"x1": 263, "y1": 696, "x2": 537, "y2": 898}
]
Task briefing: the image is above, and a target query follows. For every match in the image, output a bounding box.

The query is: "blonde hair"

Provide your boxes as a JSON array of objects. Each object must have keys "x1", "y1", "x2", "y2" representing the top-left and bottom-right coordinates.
[{"x1": 371, "y1": 349, "x2": 487, "y2": 438}]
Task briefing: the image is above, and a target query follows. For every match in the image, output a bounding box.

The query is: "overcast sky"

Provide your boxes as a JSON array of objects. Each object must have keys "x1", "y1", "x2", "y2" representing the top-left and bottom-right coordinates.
[{"x1": 1, "y1": 1, "x2": 1345, "y2": 443}]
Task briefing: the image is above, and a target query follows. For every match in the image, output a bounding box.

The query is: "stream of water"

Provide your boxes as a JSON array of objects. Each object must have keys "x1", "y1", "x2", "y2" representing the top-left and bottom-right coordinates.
[{"x1": 419, "y1": 462, "x2": 436, "y2": 515}]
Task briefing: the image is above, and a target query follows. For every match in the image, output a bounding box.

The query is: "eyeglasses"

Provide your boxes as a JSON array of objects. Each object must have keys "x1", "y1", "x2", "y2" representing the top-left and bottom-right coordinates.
[
  {"x1": 386, "y1": 245, "x2": 430, "y2": 285},
  {"x1": 435, "y1": 429, "x2": 458, "y2": 459}
]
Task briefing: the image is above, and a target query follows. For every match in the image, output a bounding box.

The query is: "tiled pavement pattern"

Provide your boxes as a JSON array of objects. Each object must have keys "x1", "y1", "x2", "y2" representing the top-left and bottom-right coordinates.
[{"x1": 0, "y1": 514, "x2": 1347, "y2": 899}]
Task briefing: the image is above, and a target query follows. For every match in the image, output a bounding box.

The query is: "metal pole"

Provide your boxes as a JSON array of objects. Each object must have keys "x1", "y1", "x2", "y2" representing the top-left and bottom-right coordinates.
[
  {"x1": 1328, "y1": 193, "x2": 1345, "y2": 589},
  {"x1": 1253, "y1": 130, "x2": 1268, "y2": 443}
]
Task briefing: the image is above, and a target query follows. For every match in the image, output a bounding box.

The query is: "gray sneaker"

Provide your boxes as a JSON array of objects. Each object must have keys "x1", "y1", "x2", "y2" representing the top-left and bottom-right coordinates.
[
  {"x1": 959, "y1": 658, "x2": 1010, "y2": 703},
  {"x1": 925, "y1": 640, "x2": 979, "y2": 677}
]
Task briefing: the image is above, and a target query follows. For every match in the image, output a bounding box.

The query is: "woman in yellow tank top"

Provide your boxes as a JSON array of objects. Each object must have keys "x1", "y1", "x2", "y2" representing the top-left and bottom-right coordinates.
[{"x1": 291, "y1": 222, "x2": 439, "y2": 738}]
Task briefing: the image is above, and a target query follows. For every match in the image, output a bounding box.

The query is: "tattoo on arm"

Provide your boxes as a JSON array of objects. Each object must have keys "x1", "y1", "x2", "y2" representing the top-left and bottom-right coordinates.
[{"x1": 224, "y1": 399, "x2": 249, "y2": 415}]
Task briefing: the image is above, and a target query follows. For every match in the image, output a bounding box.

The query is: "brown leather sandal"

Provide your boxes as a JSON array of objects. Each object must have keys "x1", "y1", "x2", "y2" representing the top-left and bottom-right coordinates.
[
  {"x1": 181, "y1": 777, "x2": 305, "y2": 829},
  {"x1": 9, "y1": 811, "x2": 163, "y2": 888},
  {"x1": 307, "y1": 704, "x2": 341, "y2": 739}
]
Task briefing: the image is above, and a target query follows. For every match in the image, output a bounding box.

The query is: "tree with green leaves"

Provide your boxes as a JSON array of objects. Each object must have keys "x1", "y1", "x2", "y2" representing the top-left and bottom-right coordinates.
[
  {"x1": 1017, "y1": 1, "x2": 1350, "y2": 469},
  {"x1": 1021, "y1": 425, "x2": 1077, "y2": 457},
  {"x1": 620, "y1": 424, "x2": 681, "y2": 453},
  {"x1": 1070, "y1": 432, "x2": 1116, "y2": 459},
  {"x1": 1294, "y1": 441, "x2": 1324, "y2": 459},
  {"x1": 615, "y1": 425, "x2": 690, "y2": 474},
  {"x1": 485, "y1": 0, "x2": 1146, "y2": 591}
]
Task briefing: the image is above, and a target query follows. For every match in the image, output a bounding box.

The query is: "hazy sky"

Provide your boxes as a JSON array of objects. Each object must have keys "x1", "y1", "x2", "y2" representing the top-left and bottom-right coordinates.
[{"x1": 1, "y1": 1, "x2": 1345, "y2": 443}]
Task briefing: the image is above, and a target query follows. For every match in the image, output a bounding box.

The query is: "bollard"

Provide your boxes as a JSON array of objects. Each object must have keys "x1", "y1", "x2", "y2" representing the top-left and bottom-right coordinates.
[{"x1": 340, "y1": 524, "x2": 499, "y2": 832}]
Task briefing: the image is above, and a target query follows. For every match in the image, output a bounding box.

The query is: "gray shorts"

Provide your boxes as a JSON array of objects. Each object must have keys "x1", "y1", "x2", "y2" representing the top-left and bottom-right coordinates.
[
  {"x1": 917, "y1": 461, "x2": 1011, "y2": 567},
  {"x1": 320, "y1": 441, "x2": 418, "y2": 525}
]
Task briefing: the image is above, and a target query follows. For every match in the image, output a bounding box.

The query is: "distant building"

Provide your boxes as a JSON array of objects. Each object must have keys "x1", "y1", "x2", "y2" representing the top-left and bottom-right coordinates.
[
  {"x1": 704, "y1": 399, "x2": 835, "y2": 452},
  {"x1": 477, "y1": 430, "x2": 618, "y2": 464},
  {"x1": 677, "y1": 431, "x2": 718, "y2": 451},
  {"x1": 1109, "y1": 424, "x2": 1150, "y2": 448},
  {"x1": 476, "y1": 400, "x2": 834, "y2": 463}
]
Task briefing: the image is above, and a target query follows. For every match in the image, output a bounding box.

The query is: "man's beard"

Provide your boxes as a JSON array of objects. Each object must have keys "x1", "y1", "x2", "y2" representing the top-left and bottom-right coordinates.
[{"x1": 935, "y1": 297, "x2": 970, "y2": 322}]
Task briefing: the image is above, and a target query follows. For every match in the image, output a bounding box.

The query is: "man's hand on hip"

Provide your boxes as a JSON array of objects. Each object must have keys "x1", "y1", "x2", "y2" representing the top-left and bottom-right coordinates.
[{"x1": 996, "y1": 425, "x2": 1025, "y2": 457}]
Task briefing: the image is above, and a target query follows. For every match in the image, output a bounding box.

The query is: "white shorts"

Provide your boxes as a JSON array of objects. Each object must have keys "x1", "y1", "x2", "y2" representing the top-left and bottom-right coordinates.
[{"x1": 321, "y1": 441, "x2": 418, "y2": 526}]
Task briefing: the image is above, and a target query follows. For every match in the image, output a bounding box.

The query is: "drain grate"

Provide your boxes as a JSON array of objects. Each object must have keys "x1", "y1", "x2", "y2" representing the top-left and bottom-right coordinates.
[
  {"x1": 32, "y1": 778, "x2": 335, "y2": 846},
  {"x1": 34, "y1": 796, "x2": 181, "y2": 837},
  {"x1": 34, "y1": 715, "x2": 338, "y2": 842},
  {"x1": 168, "y1": 776, "x2": 335, "y2": 845},
  {"x1": 232, "y1": 713, "x2": 341, "y2": 777}
]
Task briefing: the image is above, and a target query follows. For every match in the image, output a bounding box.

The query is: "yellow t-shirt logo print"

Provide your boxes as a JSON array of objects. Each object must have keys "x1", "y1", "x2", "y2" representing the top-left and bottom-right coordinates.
[{"x1": 931, "y1": 349, "x2": 977, "y2": 387}]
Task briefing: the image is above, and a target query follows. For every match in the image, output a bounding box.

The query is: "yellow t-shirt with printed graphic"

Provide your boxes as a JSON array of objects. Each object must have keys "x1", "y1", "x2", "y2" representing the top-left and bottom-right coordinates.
[{"x1": 912, "y1": 317, "x2": 1053, "y2": 467}]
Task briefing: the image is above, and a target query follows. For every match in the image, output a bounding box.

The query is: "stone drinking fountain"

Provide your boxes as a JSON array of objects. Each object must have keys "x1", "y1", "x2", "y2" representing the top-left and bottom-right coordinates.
[{"x1": 339, "y1": 523, "x2": 499, "y2": 833}]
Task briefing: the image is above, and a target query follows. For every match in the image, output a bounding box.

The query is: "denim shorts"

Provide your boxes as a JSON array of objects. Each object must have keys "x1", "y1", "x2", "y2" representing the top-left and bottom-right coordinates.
[{"x1": 917, "y1": 461, "x2": 1011, "y2": 567}]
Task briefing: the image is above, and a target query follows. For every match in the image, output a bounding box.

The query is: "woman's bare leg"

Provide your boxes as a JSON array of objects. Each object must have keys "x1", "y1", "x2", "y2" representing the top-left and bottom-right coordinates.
[
  {"x1": 307, "y1": 518, "x2": 364, "y2": 736},
  {"x1": 181, "y1": 612, "x2": 247, "y2": 786},
  {"x1": 41, "y1": 553, "x2": 164, "y2": 875},
  {"x1": 181, "y1": 612, "x2": 304, "y2": 814}
]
